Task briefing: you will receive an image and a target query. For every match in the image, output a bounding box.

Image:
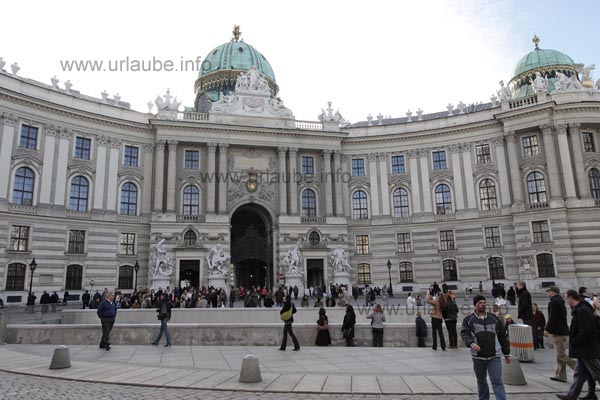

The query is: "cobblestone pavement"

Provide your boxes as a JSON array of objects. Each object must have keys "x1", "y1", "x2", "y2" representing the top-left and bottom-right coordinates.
[{"x1": 0, "y1": 370, "x2": 567, "y2": 400}]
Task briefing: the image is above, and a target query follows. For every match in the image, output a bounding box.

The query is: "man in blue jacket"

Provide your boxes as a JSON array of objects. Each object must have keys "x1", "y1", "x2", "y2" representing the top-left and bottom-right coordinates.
[
  {"x1": 97, "y1": 292, "x2": 117, "y2": 351},
  {"x1": 461, "y1": 294, "x2": 511, "y2": 400}
]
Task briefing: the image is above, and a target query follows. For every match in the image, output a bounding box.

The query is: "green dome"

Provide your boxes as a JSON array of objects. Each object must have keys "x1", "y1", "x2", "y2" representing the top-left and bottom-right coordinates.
[
  {"x1": 199, "y1": 41, "x2": 276, "y2": 82},
  {"x1": 512, "y1": 48, "x2": 574, "y2": 78}
]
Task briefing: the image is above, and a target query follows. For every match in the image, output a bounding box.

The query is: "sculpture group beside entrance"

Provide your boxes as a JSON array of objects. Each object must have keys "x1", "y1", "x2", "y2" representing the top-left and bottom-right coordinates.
[
  {"x1": 150, "y1": 239, "x2": 173, "y2": 290},
  {"x1": 281, "y1": 241, "x2": 304, "y2": 295},
  {"x1": 329, "y1": 245, "x2": 353, "y2": 293},
  {"x1": 206, "y1": 244, "x2": 230, "y2": 290}
]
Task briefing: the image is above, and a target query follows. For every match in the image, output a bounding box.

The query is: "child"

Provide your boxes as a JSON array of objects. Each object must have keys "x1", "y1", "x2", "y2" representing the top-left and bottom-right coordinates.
[{"x1": 415, "y1": 311, "x2": 427, "y2": 347}]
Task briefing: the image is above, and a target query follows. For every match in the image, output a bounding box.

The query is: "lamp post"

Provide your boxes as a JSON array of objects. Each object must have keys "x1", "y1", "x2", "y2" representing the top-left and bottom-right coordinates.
[
  {"x1": 90, "y1": 279, "x2": 95, "y2": 291},
  {"x1": 28, "y1": 258, "x2": 37, "y2": 298},
  {"x1": 133, "y1": 260, "x2": 140, "y2": 292},
  {"x1": 386, "y1": 259, "x2": 393, "y2": 298}
]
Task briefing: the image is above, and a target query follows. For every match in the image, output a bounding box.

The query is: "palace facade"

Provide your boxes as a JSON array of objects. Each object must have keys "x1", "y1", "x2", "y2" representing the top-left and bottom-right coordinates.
[{"x1": 1, "y1": 31, "x2": 600, "y2": 304}]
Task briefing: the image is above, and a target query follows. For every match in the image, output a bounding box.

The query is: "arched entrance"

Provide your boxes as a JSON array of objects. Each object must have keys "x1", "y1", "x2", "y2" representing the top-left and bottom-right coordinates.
[{"x1": 230, "y1": 204, "x2": 273, "y2": 289}]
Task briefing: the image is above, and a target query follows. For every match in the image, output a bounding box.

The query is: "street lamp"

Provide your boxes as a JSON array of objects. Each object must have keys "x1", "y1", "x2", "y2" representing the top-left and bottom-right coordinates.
[
  {"x1": 90, "y1": 279, "x2": 95, "y2": 291},
  {"x1": 133, "y1": 260, "x2": 140, "y2": 292},
  {"x1": 386, "y1": 259, "x2": 393, "y2": 298},
  {"x1": 28, "y1": 258, "x2": 37, "y2": 298}
]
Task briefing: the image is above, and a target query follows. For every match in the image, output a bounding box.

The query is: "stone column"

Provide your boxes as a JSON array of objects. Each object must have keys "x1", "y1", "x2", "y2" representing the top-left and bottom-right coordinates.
[
  {"x1": 53, "y1": 128, "x2": 71, "y2": 206},
  {"x1": 277, "y1": 147, "x2": 287, "y2": 215},
  {"x1": 493, "y1": 137, "x2": 512, "y2": 206},
  {"x1": 333, "y1": 151, "x2": 344, "y2": 216},
  {"x1": 92, "y1": 136, "x2": 108, "y2": 211},
  {"x1": 450, "y1": 145, "x2": 465, "y2": 210},
  {"x1": 0, "y1": 115, "x2": 16, "y2": 200},
  {"x1": 106, "y1": 137, "x2": 121, "y2": 211},
  {"x1": 288, "y1": 147, "x2": 298, "y2": 215},
  {"x1": 341, "y1": 155, "x2": 350, "y2": 217},
  {"x1": 505, "y1": 132, "x2": 524, "y2": 204},
  {"x1": 541, "y1": 124, "x2": 563, "y2": 200},
  {"x1": 218, "y1": 143, "x2": 229, "y2": 214},
  {"x1": 555, "y1": 125, "x2": 577, "y2": 199},
  {"x1": 568, "y1": 123, "x2": 591, "y2": 198},
  {"x1": 378, "y1": 154, "x2": 391, "y2": 215},
  {"x1": 322, "y1": 149, "x2": 333, "y2": 216},
  {"x1": 166, "y1": 140, "x2": 178, "y2": 212},
  {"x1": 40, "y1": 125, "x2": 57, "y2": 205},
  {"x1": 153, "y1": 140, "x2": 166, "y2": 212},
  {"x1": 461, "y1": 144, "x2": 476, "y2": 209},
  {"x1": 206, "y1": 142, "x2": 217, "y2": 214},
  {"x1": 408, "y1": 150, "x2": 422, "y2": 214},
  {"x1": 419, "y1": 150, "x2": 432, "y2": 213},
  {"x1": 368, "y1": 153, "x2": 380, "y2": 216},
  {"x1": 142, "y1": 143, "x2": 154, "y2": 214}
]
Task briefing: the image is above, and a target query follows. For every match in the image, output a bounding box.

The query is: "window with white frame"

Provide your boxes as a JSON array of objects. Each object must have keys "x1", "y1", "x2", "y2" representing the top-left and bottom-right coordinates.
[
  {"x1": 123, "y1": 145, "x2": 139, "y2": 167},
  {"x1": 118, "y1": 265, "x2": 134, "y2": 289},
  {"x1": 435, "y1": 184, "x2": 452, "y2": 214},
  {"x1": 355, "y1": 235, "x2": 369, "y2": 255},
  {"x1": 392, "y1": 188, "x2": 410, "y2": 217},
  {"x1": 537, "y1": 253, "x2": 555, "y2": 278},
  {"x1": 120, "y1": 182, "x2": 138, "y2": 216},
  {"x1": 532, "y1": 220, "x2": 551, "y2": 243},
  {"x1": 9, "y1": 225, "x2": 30, "y2": 252},
  {"x1": 12, "y1": 167, "x2": 35, "y2": 206},
  {"x1": 391, "y1": 155, "x2": 405, "y2": 174},
  {"x1": 488, "y1": 257, "x2": 505, "y2": 280},
  {"x1": 522, "y1": 135, "x2": 540, "y2": 157},
  {"x1": 527, "y1": 172, "x2": 547, "y2": 203},
  {"x1": 119, "y1": 233, "x2": 136, "y2": 255},
  {"x1": 439, "y1": 230, "x2": 455, "y2": 251},
  {"x1": 352, "y1": 158, "x2": 365, "y2": 176},
  {"x1": 357, "y1": 263, "x2": 371, "y2": 284},
  {"x1": 432, "y1": 150, "x2": 447, "y2": 170},
  {"x1": 484, "y1": 226, "x2": 502, "y2": 248},
  {"x1": 397, "y1": 233, "x2": 412, "y2": 253},
  {"x1": 65, "y1": 265, "x2": 83, "y2": 290},
  {"x1": 302, "y1": 189, "x2": 317, "y2": 217},
  {"x1": 302, "y1": 156, "x2": 314, "y2": 175},
  {"x1": 476, "y1": 144, "x2": 492, "y2": 164},
  {"x1": 184, "y1": 150, "x2": 199, "y2": 170},
  {"x1": 183, "y1": 230, "x2": 197, "y2": 246},
  {"x1": 352, "y1": 190, "x2": 369, "y2": 220},
  {"x1": 589, "y1": 168, "x2": 600, "y2": 200},
  {"x1": 6, "y1": 263, "x2": 26, "y2": 291},
  {"x1": 399, "y1": 261, "x2": 413, "y2": 283},
  {"x1": 442, "y1": 259, "x2": 458, "y2": 281},
  {"x1": 69, "y1": 176, "x2": 89, "y2": 212},
  {"x1": 19, "y1": 124, "x2": 38, "y2": 150},
  {"x1": 479, "y1": 179, "x2": 498, "y2": 210},
  {"x1": 74, "y1": 137, "x2": 91, "y2": 160},
  {"x1": 182, "y1": 185, "x2": 200, "y2": 215}
]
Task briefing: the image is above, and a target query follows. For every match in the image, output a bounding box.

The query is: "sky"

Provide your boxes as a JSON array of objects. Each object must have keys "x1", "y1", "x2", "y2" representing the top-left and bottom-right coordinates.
[{"x1": 2, "y1": 0, "x2": 599, "y2": 123}]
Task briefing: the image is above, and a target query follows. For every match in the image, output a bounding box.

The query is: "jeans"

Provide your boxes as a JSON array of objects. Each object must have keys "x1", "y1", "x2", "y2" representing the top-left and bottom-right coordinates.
[
  {"x1": 280, "y1": 322, "x2": 299, "y2": 350},
  {"x1": 431, "y1": 317, "x2": 446, "y2": 350},
  {"x1": 473, "y1": 357, "x2": 506, "y2": 400},
  {"x1": 372, "y1": 328, "x2": 383, "y2": 347},
  {"x1": 567, "y1": 358, "x2": 600, "y2": 399},
  {"x1": 100, "y1": 317, "x2": 115, "y2": 348},
  {"x1": 153, "y1": 319, "x2": 171, "y2": 345},
  {"x1": 552, "y1": 335, "x2": 576, "y2": 381},
  {"x1": 445, "y1": 319, "x2": 458, "y2": 347}
]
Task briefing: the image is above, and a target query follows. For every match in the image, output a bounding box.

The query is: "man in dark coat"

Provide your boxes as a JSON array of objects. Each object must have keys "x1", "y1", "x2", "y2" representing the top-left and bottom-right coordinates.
[
  {"x1": 507, "y1": 286, "x2": 516, "y2": 306},
  {"x1": 416, "y1": 311, "x2": 427, "y2": 347},
  {"x1": 544, "y1": 286, "x2": 576, "y2": 383},
  {"x1": 517, "y1": 281, "x2": 533, "y2": 326},
  {"x1": 97, "y1": 292, "x2": 117, "y2": 351},
  {"x1": 91, "y1": 290, "x2": 102, "y2": 309},
  {"x1": 40, "y1": 291, "x2": 50, "y2": 313},
  {"x1": 81, "y1": 290, "x2": 91, "y2": 309}
]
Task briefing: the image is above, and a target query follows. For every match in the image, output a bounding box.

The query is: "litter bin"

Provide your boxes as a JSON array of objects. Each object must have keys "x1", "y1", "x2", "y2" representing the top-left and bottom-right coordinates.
[{"x1": 508, "y1": 324, "x2": 534, "y2": 362}]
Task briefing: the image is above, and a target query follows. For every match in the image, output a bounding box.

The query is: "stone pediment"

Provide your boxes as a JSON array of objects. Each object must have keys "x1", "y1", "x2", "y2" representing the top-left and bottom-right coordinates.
[{"x1": 68, "y1": 163, "x2": 95, "y2": 176}]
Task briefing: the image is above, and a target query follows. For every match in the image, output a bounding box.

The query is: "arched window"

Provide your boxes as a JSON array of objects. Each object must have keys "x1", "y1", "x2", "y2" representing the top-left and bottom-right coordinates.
[
  {"x1": 6, "y1": 263, "x2": 26, "y2": 291},
  {"x1": 479, "y1": 179, "x2": 498, "y2": 210},
  {"x1": 120, "y1": 182, "x2": 137, "y2": 216},
  {"x1": 69, "y1": 176, "x2": 89, "y2": 211},
  {"x1": 435, "y1": 184, "x2": 452, "y2": 214},
  {"x1": 399, "y1": 261, "x2": 413, "y2": 283},
  {"x1": 118, "y1": 265, "x2": 134, "y2": 289},
  {"x1": 352, "y1": 190, "x2": 368, "y2": 220},
  {"x1": 392, "y1": 188, "x2": 410, "y2": 217},
  {"x1": 357, "y1": 263, "x2": 371, "y2": 284},
  {"x1": 184, "y1": 230, "x2": 197, "y2": 246},
  {"x1": 301, "y1": 189, "x2": 317, "y2": 217},
  {"x1": 536, "y1": 253, "x2": 555, "y2": 278},
  {"x1": 13, "y1": 167, "x2": 35, "y2": 206},
  {"x1": 442, "y1": 259, "x2": 458, "y2": 281},
  {"x1": 527, "y1": 172, "x2": 547, "y2": 204},
  {"x1": 589, "y1": 168, "x2": 600, "y2": 200},
  {"x1": 65, "y1": 265, "x2": 83, "y2": 291},
  {"x1": 488, "y1": 257, "x2": 505, "y2": 280},
  {"x1": 182, "y1": 185, "x2": 200, "y2": 215}
]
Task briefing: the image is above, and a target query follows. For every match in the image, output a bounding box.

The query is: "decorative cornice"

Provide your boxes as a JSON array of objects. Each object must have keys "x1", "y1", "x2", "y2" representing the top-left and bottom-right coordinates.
[
  {"x1": 277, "y1": 146, "x2": 287, "y2": 154},
  {"x1": 322, "y1": 149, "x2": 333, "y2": 158},
  {"x1": 288, "y1": 147, "x2": 298, "y2": 154},
  {"x1": 418, "y1": 149, "x2": 429, "y2": 158},
  {"x1": 408, "y1": 149, "x2": 419, "y2": 159},
  {"x1": 167, "y1": 139, "x2": 178, "y2": 149},
  {"x1": 367, "y1": 153, "x2": 378, "y2": 162},
  {"x1": 539, "y1": 124, "x2": 553, "y2": 135},
  {"x1": 218, "y1": 143, "x2": 230, "y2": 150},
  {"x1": 492, "y1": 137, "x2": 504, "y2": 147},
  {"x1": 155, "y1": 139, "x2": 166, "y2": 151},
  {"x1": 377, "y1": 153, "x2": 387, "y2": 162}
]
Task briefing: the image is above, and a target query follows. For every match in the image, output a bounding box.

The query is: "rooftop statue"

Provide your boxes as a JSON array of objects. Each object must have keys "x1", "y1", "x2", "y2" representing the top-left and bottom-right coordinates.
[
  {"x1": 318, "y1": 101, "x2": 346, "y2": 123},
  {"x1": 554, "y1": 72, "x2": 582, "y2": 92},
  {"x1": 155, "y1": 89, "x2": 181, "y2": 111},
  {"x1": 531, "y1": 72, "x2": 548, "y2": 93},
  {"x1": 497, "y1": 80, "x2": 512, "y2": 101},
  {"x1": 235, "y1": 65, "x2": 270, "y2": 93}
]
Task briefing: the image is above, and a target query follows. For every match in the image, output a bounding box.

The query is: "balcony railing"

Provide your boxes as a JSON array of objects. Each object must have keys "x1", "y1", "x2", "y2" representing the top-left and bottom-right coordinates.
[
  {"x1": 177, "y1": 214, "x2": 206, "y2": 223},
  {"x1": 66, "y1": 210, "x2": 91, "y2": 219},
  {"x1": 479, "y1": 208, "x2": 500, "y2": 217},
  {"x1": 526, "y1": 202, "x2": 549, "y2": 210},
  {"x1": 300, "y1": 216, "x2": 326, "y2": 224},
  {"x1": 434, "y1": 212, "x2": 456, "y2": 221},
  {"x1": 508, "y1": 94, "x2": 538, "y2": 110},
  {"x1": 349, "y1": 218, "x2": 370, "y2": 226},
  {"x1": 177, "y1": 111, "x2": 209, "y2": 121},
  {"x1": 295, "y1": 120, "x2": 323, "y2": 131},
  {"x1": 118, "y1": 214, "x2": 141, "y2": 223},
  {"x1": 8, "y1": 203, "x2": 37, "y2": 215},
  {"x1": 392, "y1": 216, "x2": 412, "y2": 224}
]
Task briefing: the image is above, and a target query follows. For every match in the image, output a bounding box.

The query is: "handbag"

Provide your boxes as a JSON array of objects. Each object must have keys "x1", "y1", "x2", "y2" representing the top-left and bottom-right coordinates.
[{"x1": 280, "y1": 307, "x2": 293, "y2": 321}]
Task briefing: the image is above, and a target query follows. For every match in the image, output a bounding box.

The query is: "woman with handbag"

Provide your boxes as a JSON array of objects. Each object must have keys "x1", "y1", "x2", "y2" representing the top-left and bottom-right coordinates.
[
  {"x1": 151, "y1": 293, "x2": 172, "y2": 347},
  {"x1": 315, "y1": 307, "x2": 331, "y2": 346},
  {"x1": 279, "y1": 295, "x2": 300, "y2": 351},
  {"x1": 342, "y1": 304, "x2": 356, "y2": 346}
]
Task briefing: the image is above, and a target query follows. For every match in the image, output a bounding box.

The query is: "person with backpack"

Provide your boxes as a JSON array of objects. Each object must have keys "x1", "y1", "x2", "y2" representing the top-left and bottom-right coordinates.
[
  {"x1": 279, "y1": 295, "x2": 300, "y2": 351},
  {"x1": 151, "y1": 293, "x2": 172, "y2": 347},
  {"x1": 444, "y1": 291, "x2": 459, "y2": 349}
]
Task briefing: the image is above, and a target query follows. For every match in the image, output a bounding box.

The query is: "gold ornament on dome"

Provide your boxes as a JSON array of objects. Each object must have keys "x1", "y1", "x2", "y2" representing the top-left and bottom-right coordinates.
[{"x1": 532, "y1": 34, "x2": 540, "y2": 49}]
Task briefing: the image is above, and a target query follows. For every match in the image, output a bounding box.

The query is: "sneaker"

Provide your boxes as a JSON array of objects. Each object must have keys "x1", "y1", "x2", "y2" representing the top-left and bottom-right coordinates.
[
  {"x1": 278, "y1": 348, "x2": 285, "y2": 351},
  {"x1": 151, "y1": 342, "x2": 158, "y2": 346}
]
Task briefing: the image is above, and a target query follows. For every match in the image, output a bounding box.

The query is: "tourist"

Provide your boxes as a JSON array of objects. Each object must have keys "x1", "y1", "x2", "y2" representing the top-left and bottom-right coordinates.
[
  {"x1": 461, "y1": 294, "x2": 510, "y2": 400},
  {"x1": 131, "y1": 298, "x2": 141, "y2": 309},
  {"x1": 415, "y1": 311, "x2": 427, "y2": 347},
  {"x1": 50, "y1": 291, "x2": 59, "y2": 313},
  {"x1": 352, "y1": 286, "x2": 359, "y2": 302},
  {"x1": 275, "y1": 287, "x2": 285, "y2": 307},
  {"x1": 152, "y1": 293, "x2": 172, "y2": 347},
  {"x1": 279, "y1": 295, "x2": 300, "y2": 351},
  {"x1": 196, "y1": 295, "x2": 208, "y2": 308},
  {"x1": 97, "y1": 292, "x2": 117, "y2": 351},
  {"x1": 338, "y1": 289, "x2": 351, "y2": 307},
  {"x1": 229, "y1": 287, "x2": 237, "y2": 308},
  {"x1": 367, "y1": 303, "x2": 385, "y2": 347},
  {"x1": 313, "y1": 297, "x2": 323, "y2": 308},
  {"x1": 444, "y1": 291, "x2": 459, "y2": 349},
  {"x1": 315, "y1": 307, "x2": 331, "y2": 346},
  {"x1": 406, "y1": 292, "x2": 416, "y2": 310},
  {"x1": 426, "y1": 290, "x2": 447, "y2": 350},
  {"x1": 300, "y1": 295, "x2": 309, "y2": 307},
  {"x1": 517, "y1": 281, "x2": 534, "y2": 347},
  {"x1": 507, "y1": 285, "x2": 516, "y2": 306},
  {"x1": 26, "y1": 292, "x2": 36, "y2": 314},
  {"x1": 342, "y1": 304, "x2": 356, "y2": 347},
  {"x1": 82, "y1": 290, "x2": 91, "y2": 309},
  {"x1": 325, "y1": 295, "x2": 336, "y2": 307},
  {"x1": 416, "y1": 294, "x2": 423, "y2": 307},
  {"x1": 532, "y1": 303, "x2": 546, "y2": 349},
  {"x1": 491, "y1": 304, "x2": 504, "y2": 327},
  {"x1": 40, "y1": 291, "x2": 50, "y2": 314},
  {"x1": 504, "y1": 314, "x2": 515, "y2": 338},
  {"x1": 555, "y1": 289, "x2": 600, "y2": 400},
  {"x1": 543, "y1": 286, "x2": 576, "y2": 383}
]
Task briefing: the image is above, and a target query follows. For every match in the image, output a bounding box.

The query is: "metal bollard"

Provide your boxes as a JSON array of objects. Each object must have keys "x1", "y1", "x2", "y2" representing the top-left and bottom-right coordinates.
[
  {"x1": 239, "y1": 354, "x2": 262, "y2": 383},
  {"x1": 49, "y1": 345, "x2": 71, "y2": 369}
]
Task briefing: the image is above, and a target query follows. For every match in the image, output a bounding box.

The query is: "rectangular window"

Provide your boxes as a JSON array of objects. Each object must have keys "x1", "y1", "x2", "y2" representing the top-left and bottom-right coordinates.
[
  {"x1": 184, "y1": 150, "x2": 199, "y2": 170},
  {"x1": 357, "y1": 263, "x2": 371, "y2": 284},
  {"x1": 19, "y1": 124, "x2": 38, "y2": 150},
  {"x1": 352, "y1": 158, "x2": 365, "y2": 176},
  {"x1": 396, "y1": 233, "x2": 412, "y2": 253},
  {"x1": 68, "y1": 230, "x2": 86, "y2": 254},
  {"x1": 439, "y1": 230, "x2": 455, "y2": 251},
  {"x1": 476, "y1": 144, "x2": 492, "y2": 164},
  {"x1": 74, "y1": 137, "x2": 91, "y2": 160},
  {"x1": 9, "y1": 225, "x2": 30, "y2": 252},
  {"x1": 6, "y1": 263, "x2": 26, "y2": 291},
  {"x1": 123, "y1": 145, "x2": 139, "y2": 167},
  {"x1": 583, "y1": 132, "x2": 596, "y2": 153},
  {"x1": 391, "y1": 155, "x2": 405, "y2": 174},
  {"x1": 432, "y1": 151, "x2": 447, "y2": 170},
  {"x1": 484, "y1": 226, "x2": 502, "y2": 248},
  {"x1": 302, "y1": 156, "x2": 314, "y2": 175},
  {"x1": 119, "y1": 233, "x2": 136, "y2": 255},
  {"x1": 399, "y1": 262, "x2": 414, "y2": 283},
  {"x1": 532, "y1": 220, "x2": 551, "y2": 243},
  {"x1": 522, "y1": 135, "x2": 540, "y2": 157},
  {"x1": 355, "y1": 235, "x2": 369, "y2": 255}
]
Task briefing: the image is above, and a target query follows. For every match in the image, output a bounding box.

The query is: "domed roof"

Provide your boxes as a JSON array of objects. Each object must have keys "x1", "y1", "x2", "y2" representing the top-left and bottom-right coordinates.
[
  {"x1": 199, "y1": 39, "x2": 275, "y2": 82},
  {"x1": 512, "y1": 47, "x2": 574, "y2": 78}
]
